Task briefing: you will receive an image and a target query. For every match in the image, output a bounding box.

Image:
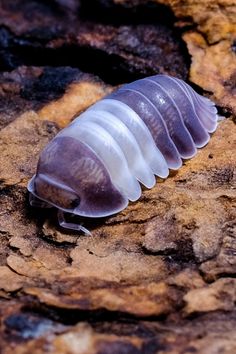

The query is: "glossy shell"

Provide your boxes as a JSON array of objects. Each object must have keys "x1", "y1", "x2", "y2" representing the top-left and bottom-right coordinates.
[{"x1": 28, "y1": 74, "x2": 218, "y2": 220}]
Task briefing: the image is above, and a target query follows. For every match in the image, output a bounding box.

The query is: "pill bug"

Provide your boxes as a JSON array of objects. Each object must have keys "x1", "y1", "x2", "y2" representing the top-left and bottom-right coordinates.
[{"x1": 28, "y1": 74, "x2": 218, "y2": 234}]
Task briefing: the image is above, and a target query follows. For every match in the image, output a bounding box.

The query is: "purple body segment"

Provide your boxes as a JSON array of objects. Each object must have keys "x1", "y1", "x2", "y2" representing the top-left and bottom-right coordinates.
[
  {"x1": 109, "y1": 88, "x2": 182, "y2": 169},
  {"x1": 174, "y1": 78, "x2": 217, "y2": 132},
  {"x1": 123, "y1": 79, "x2": 197, "y2": 159},
  {"x1": 151, "y1": 76, "x2": 210, "y2": 148},
  {"x1": 28, "y1": 74, "x2": 218, "y2": 229}
]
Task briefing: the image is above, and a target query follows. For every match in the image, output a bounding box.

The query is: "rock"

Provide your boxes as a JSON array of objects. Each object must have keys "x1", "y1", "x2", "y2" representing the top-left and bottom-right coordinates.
[
  {"x1": 0, "y1": 0, "x2": 189, "y2": 83},
  {"x1": 183, "y1": 33, "x2": 236, "y2": 115},
  {"x1": 0, "y1": 66, "x2": 111, "y2": 129},
  {"x1": 97, "y1": 0, "x2": 236, "y2": 114},
  {"x1": 184, "y1": 278, "x2": 236, "y2": 315},
  {"x1": 0, "y1": 0, "x2": 235, "y2": 353}
]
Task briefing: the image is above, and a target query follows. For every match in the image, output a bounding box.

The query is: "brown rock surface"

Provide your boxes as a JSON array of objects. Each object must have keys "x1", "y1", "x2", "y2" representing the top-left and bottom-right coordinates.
[
  {"x1": 0, "y1": 0, "x2": 189, "y2": 83},
  {"x1": 0, "y1": 66, "x2": 111, "y2": 129},
  {"x1": 101, "y1": 0, "x2": 236, "y2": 114},
  {"x1": 0, "y1": 0, "x2": 235, "y2": 353},
  {"x1": 183, "y1": 32, "x2": 236, "y2": 115}
]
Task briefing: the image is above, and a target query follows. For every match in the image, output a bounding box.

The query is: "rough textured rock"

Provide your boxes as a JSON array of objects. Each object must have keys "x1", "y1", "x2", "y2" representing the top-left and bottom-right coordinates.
[
  {"x1": 0, "y1": 0, "x2": 235, "y2": 353},
  {"x1": 183, "y1": 32, "x2": 236, "y2": 115},
  {"x1": 0, "y1": 0, "x2": 189, "y2": 84},
  {"x1": 106, "y1": 0, "x2": 236, "y2": 43},
  {"x1": 99, "y1": 0, "x2": 236, "y2": 115},
  {"x1": 0, "y1": 66, "x2": 111, "y2": 129}
]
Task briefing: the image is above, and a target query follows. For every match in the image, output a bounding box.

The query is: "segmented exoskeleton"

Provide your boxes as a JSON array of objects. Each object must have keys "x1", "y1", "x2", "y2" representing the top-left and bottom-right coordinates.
[{"x1": 28, "y1": 75, "x2": 218, "y2": 233}]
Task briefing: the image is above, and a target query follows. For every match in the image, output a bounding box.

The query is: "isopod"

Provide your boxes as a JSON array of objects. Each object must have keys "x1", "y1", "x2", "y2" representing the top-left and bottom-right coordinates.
[{"x1": 28, "y1": 74, "x2": 218, "y2": 234}]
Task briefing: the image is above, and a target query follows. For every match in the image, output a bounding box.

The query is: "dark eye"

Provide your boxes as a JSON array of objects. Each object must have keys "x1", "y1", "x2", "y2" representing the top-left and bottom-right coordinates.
[{"x1": 70, "y1": 197, "x2": 81, "y2": 209}]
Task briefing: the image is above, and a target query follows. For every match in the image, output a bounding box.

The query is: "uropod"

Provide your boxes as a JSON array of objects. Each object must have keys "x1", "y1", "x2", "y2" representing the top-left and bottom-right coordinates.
[{"x1": 28, "y1": 75, "x2": 218, "y2": 234}]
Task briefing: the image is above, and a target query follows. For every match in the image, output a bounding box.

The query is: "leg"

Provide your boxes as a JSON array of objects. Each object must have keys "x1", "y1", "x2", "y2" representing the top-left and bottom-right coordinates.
[
  {"x1": 29, "y1": 194, "x2": 52, "y2": 208},
  {"x1": 57, "y1": 210, "x2": 91, "y2": 235}
]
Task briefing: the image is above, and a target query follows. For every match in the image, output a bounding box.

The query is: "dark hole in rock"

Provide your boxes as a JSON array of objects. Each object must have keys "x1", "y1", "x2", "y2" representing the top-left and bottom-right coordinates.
[{"x1": 80, "y1": 0, "x2": 176, "y2": 27}]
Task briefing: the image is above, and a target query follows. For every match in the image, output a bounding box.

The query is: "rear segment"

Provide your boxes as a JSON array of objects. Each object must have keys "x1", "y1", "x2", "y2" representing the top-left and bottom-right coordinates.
[{"x1": 107, "y1": 74, "x2": 218, "y2": 169}]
